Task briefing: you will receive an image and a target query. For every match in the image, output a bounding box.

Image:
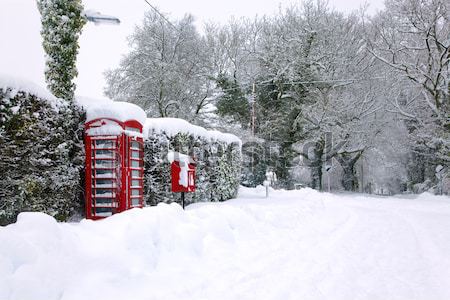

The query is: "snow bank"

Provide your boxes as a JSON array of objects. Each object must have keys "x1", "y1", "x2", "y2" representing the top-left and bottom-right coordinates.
[
  {"x1": 145, "y1": 117, "x2": 241, "y2": 145},
  {"x1": 1, "y1": 188, "x2": 450, "y2": 300},
  {"x1": 0, "y1": 73, "x2": 57, "y2": 104},
  {"x1": 76, "y1": 96, "x2": 147, "y2": 126}
]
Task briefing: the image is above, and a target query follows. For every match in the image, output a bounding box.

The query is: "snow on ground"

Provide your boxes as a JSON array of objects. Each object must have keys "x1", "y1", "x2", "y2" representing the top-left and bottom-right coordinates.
[{"x1": 1, "y1": 187, "x2": 450, "y2": 300}]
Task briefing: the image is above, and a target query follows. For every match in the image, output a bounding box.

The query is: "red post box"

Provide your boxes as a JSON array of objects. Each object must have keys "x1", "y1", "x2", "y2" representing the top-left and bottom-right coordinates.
[
  {"x1": 168, "y1": 152, "x2": 196, "y2": 209},
  {"x1": 171, "y1": 161, "x2": 196, "y2": 193}
]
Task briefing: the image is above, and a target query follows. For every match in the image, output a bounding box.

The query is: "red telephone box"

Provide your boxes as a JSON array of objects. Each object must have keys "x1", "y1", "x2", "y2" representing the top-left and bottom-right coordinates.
[{"x1": 85, "y1": 118, "x2": 144, "y2": 220}]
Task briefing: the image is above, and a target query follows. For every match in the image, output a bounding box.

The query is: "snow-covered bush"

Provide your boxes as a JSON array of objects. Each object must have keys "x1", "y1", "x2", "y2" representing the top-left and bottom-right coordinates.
[
  {"x1": 144, "y1": 118, "x2": 241, "y2": 206},
  {"x1": 0, "y1": 78, "x2": 84, "y2": 225}
]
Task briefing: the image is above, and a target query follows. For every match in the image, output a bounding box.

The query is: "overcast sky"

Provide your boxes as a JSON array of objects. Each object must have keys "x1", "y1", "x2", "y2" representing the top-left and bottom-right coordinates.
[{"x1": 0, "y1": 0, "x2": 384, "y2": 100}]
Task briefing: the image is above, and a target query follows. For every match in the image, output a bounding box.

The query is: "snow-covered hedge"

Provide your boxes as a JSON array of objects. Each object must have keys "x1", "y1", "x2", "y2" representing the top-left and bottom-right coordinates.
[
  {"x1": 0, "y1": 75, "x2": 84, "y2": 225},
  {"x1": 144, "y1": 118, "x2": 242, "y2": 206},
  {"x1": 0, "y1": 75, "x2": 241, "y2": 224}
]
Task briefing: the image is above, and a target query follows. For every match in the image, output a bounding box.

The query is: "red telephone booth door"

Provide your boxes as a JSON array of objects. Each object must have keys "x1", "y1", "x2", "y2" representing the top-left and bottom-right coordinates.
[
  {"x1": 126, "y1": 136, "x2": 144, "y2": 209},
  {"x1": 86, "y1": 136, "x2": 121, "y2": 219}
]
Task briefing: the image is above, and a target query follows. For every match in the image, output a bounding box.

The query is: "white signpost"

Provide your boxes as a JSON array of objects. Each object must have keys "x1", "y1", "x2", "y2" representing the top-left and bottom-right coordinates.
[
  {"x1": 436, "y1": 165, "x2": 445, "y2": 195},
  {"x1": 264, "y1": 170, "x2": 277, "y2": 198}
]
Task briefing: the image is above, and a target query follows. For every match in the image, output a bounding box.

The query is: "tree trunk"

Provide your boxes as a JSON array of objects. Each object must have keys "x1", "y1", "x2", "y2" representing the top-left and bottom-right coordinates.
[
  {"x1": 309, "y1": 142, "x2": 324, "y2": 191},
  {"x1": 336, "y1": 151, "x2": 363, "y2": 191}
]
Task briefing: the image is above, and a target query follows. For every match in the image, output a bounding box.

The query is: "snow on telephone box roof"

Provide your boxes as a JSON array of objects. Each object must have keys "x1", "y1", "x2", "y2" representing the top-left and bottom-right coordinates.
[
  {"x1": 77, "y1": 96, "x2": 147, "y2": 138},
  {"x1": 77, "y1": 96, "x2": 147, "y2": 125}
]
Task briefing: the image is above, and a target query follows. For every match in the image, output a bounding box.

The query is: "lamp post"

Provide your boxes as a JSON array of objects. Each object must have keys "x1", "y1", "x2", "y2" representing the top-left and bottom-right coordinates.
[
  {"x1": 325, "y1": 164, "x2": 332, "y2": 192},
  {"x1": 82, "y1": 10, "x2": 120, "y2": 25}
]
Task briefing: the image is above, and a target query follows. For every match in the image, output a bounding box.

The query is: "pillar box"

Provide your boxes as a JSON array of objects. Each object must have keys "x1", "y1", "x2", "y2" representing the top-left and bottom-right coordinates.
[
  {"x1": 84, "y1": 118, "x2": 144, "y2": 220},
  {"x1": 168, "y1": 151, "x2": 196, "y2": 193},
  {"x1": 171, "y1": 161, "x2": 196, "y2": 192}
]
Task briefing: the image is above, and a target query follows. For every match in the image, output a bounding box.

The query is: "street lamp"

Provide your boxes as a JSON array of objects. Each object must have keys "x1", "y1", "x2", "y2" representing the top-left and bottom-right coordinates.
[{"x1": 82, "y1": 10, "x2": 120, "y2": 25}]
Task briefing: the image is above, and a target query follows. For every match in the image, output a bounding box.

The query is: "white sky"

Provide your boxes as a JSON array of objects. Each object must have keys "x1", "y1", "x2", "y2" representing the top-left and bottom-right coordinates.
[{"x1": 0, "y1": 0, "x2": 384, "y2": 100}]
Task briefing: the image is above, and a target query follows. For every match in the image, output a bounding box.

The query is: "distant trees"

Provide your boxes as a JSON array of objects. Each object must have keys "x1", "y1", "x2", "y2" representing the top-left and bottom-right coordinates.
[
  {"x1": 241, "y1": 2, "x2": 384, "y2": 190},
  {"x1": 105, "y1": 1, "x2": 448, "y2": 194},
  {"x1": 36, "y1": 0, "x2": 86, "y2": 101},
  {"x1": 366, "y1": 0, "x2": 449, "y2": 189}
]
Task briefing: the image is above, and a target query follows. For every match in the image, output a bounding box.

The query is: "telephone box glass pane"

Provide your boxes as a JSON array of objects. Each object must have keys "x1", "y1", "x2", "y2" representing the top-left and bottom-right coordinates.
[
  {"x1": 95, "y1": 189, "x2": 114, "y2": 196},
  {"x1": 131, "y1": 160, "x2": 141, "y2": 168},
  {"x1": 131, "y1": 141, "x2": 142, "y2": 149},
  {"x1": 131, "y1": 189, "x2": 140, "y2": 196},
  {"x1": 95, "y1": 198, "x2": 113, "y2": 204},
  {"x1": 94, "y1": 140, "x2": 114, "y2": 148},
  {"x1": 131, "y1": 151, "x2": 140, "y2": 158},
  {"x1": 95, "y1": 179, "x2": 114, "y2": 187},
  {"x1": 94, "y1": 150, "x2": 114, "y2": 157},
  {"x1": 94, "y1": 160, "x2": 114, "y2": 168},
  {"x1": 131, "y1": 179, "x2": 140, "y2": 187},
  {"x1": 131, "y1": 170, "x2": 141, "y2": 178},
  {"x1": 95, "y1": 169, "x2": 114, "y2": 178},
  {"x1": 95, "y1": 207, "x2": 112, "y2": 216},
  {"x1": 131, "y1": 198, "x2": 140, "y2": 206}
]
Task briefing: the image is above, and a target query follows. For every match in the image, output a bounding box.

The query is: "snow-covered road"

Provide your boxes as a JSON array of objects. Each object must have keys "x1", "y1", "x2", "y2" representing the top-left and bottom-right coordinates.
[{"x1": 1, "y1": 187, "x2": 450, "y2": 300}]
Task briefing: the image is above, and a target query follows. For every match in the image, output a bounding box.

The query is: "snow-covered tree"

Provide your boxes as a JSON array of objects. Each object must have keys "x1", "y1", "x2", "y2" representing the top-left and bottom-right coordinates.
[
  {"x1": 37, "y1": 0, "x2": 86, "y2": 101},
  {"x1": 241, "y1": 2, "x2": 381, "y2": 190},
  {"x1": 366, "y1": 0, "x2": 450, "y2": 184},
  {"x1": 105, "y1": 0, "x2": 446, "y2": 194},
  {"x1": 105, "y1": 11, "x2": 213, "y2": 121},
  {"x1": 215, "y1": 74, "x2": 251, "y2": 127}
]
